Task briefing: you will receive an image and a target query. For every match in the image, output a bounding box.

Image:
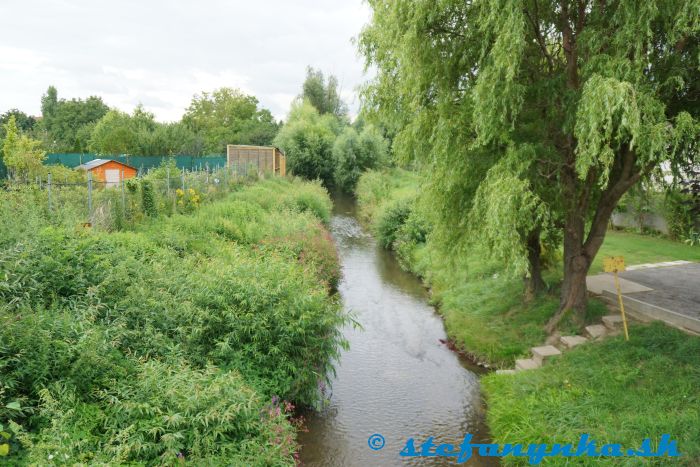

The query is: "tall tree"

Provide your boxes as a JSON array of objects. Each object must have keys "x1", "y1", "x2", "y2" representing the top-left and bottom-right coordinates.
[
  {"x1": 301, "y1": 67, "x2": 348, "y2": 118},
  {"x1": 89, "y1": 110, "x2": 137, "y2": 155},
  {"x1": 2, "y1": 116, "x2": 46, "y2": 180},
  {"x1": 182, "y1": 88, "x2": 279, "y2": 153},
  {"x1": 0, "y1": 110, "x2": 37, "y2": 139},
  {"x1": 360, "y1": 0, "x2": 700, "y2": 328},
  {"x1": 39, "y1": 86, "x2": 109, "y2": 152}
]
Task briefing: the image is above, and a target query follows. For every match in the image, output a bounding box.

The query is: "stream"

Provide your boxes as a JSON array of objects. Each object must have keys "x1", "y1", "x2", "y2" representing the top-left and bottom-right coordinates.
[{"x1": 298, "y1": 195, "x2": 495, "y2": 466}]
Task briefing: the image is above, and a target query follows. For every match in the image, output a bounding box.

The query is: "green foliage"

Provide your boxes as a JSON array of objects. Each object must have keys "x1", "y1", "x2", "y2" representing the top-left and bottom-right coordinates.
[
  {"x1": 665, "y1": 186, "x2": 699, "y2": 240},
  {"x1": 356, "y1": 169, "x2": 607, "y2": 366},
  {"x1": 375, "y1": 197, "x2": 412, "y2": 249},
  {"x1": 27, "y1": 364, "x2": 296, "y2": 465},
  {"x1": 301, "y1": 67, "x2": 348, "y2": 118},
  {"x1": 140, "y1": 179, "x2": 158, "y2": 217},
  {"x1": 0, "y1": 177, "x2": 343, "y2": 463},
  {"x1": 0, "y1": 110, "x2": 36, "y2": 139},
  {"x1": 274, "y1": 100, "x2": 338, "y2": 186},
  {"x1": 182, "y1": 87, "x2": 280, "y2": 153},
  {"x1": 468, "y1": 147, "x2": 551, "y2": 276},
  {"x1": 40, "y1": 86, "x2": 109, "y2": 153},
  {"x1": 483, "y1": 323, "x2": 700, "y2": 466},
  {"x1": 1, "y1": 116, "x2": 46, "y2": 180},
  {"x1": 332, "y1": 125, "x2": 387, "y2": 192},
  {"x1": 360, "y1": 0, "x2": 700, "y2": 316},
  {"x1": 89, "y1": 106, "x2": 198, "y2": 156}
]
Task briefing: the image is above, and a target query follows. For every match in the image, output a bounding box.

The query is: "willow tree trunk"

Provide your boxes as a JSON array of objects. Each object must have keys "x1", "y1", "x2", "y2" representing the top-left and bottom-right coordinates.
[
  {"x1": 546, "y1": 158, "x2": 641, "y2": 334},
  {"x1": 524, "y1": 228, "x2": 545, "y2": 300}
]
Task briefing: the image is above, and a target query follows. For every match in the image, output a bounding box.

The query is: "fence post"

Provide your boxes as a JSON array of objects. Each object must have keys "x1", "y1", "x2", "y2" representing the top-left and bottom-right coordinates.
[
  {"x1": 181, "y1": 170, "x2": 185, "y2": 191},
  {"x1": 47, "y1": 172, "x2": 52, "y2": 212},
  {"x1": 166, "y1": 167, "x2": 170, "y2": 196},
  {"x1": 87, "y1": 171, "x2": 93, "y2": 224}
]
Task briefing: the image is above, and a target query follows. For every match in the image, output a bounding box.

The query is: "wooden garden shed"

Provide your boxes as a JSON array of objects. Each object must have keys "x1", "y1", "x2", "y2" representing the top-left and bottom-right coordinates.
[
  {"x1": 76, "y1": 159, "x2": 137, "y2": 187},
  {"x1": 226, "y1": 145, "x2": 286, "y2": 176}
]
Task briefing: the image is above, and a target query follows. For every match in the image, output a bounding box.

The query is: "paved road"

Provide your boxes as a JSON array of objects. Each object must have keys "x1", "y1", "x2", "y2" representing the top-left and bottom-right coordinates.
[{"x1": 620, "y1": 263, "x2": 700, "y2": 319}]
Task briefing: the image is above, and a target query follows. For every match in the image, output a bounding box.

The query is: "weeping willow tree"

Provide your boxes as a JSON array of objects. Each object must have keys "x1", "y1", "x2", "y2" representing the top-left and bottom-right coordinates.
[{"x1": 359, "y1": 0, "x2": 699, "y2": 329}]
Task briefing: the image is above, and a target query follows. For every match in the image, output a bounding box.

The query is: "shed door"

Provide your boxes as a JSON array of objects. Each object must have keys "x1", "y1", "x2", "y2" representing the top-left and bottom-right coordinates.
[{"x1": 105, "y1": 169, "x2": 121, "y2": 187}]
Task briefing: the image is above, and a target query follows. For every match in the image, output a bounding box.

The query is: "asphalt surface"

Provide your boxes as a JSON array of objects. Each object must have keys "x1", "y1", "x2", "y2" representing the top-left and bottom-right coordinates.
[{"x1": 620, "y1": 263, "x2": 700, "y2": 319}]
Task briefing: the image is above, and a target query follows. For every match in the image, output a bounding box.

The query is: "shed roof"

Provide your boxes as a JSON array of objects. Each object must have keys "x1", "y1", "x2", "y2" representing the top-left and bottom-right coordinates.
[{"x1": 76, "y1": 159, "x2": 136, "y2": 171}]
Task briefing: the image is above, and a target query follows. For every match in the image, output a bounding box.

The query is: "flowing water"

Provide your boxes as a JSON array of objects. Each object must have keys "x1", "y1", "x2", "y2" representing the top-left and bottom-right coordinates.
[{"x1": 298, "y1": 195, "x2": 495, "y2": 466}]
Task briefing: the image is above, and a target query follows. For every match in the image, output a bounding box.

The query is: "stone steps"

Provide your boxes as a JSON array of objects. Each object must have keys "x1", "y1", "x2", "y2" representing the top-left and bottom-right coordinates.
[
  {"x1": 531, "y1": 345, "x2": 561, "y2": 365},
  {"x1": 515, "y1": 358, "x2": 541, "y2": 371},
  {"x1": 501, "y1": 319, "x2": 615, "y2": 374},
  {"x1": 585, "y1": 324, "x2": 608, "y2": 340},
  {"x1": 602, "y1": 314, "x2": 624, "y2": 330},
  {"x1": 560, "y1": 335, "x2": 588, "y2": 349}
]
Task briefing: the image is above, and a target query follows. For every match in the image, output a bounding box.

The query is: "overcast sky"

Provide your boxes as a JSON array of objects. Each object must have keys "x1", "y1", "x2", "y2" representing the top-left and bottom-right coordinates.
[{"x1": 0, "y1": 0, "x2": 372, "y2": 122}]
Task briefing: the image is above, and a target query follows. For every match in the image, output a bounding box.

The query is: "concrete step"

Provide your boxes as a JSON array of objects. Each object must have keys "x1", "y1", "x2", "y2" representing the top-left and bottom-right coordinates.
[
  {"x1": 560, "y1": 335, "x2": 588, "y2": 349},
  {"x1": 495, "y1": 369, "x2": 516, "y2": 375},
  {"x1": 531, "y1": 345, "x2": 562, "y2": 364},
  {"x1": 601, "y1": 289, "x2": 700, "y2": 335},
  {"x1": 515, "y1": 358, "x2": 541, "y2": 371},
  {"x1": 602, "y1": 314, "x2": 624, "y2": 330},
  {"x1": 585, "y1": 324, "x2": 608, "y2": 340}
]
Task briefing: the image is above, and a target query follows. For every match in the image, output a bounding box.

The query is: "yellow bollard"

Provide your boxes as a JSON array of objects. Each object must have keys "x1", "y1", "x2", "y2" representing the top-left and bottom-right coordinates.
[{"x1": 604, "y1": 256, "x2": 629, "y2": 341}]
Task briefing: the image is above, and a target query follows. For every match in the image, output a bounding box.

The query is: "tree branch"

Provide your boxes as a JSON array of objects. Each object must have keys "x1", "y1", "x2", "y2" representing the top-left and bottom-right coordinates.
[{"x1": 524, "y1": 6, "x2": 555, "y2": 72}]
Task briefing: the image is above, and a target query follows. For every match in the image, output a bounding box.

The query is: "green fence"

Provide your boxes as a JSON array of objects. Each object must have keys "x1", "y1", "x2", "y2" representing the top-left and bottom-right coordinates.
[{"x1": 43, "y1": 153, "x2": 228, "y2": 174}]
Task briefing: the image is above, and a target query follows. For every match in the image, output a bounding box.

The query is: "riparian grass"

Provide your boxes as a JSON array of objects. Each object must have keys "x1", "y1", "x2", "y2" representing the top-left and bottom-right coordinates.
[
  {"x1": 356, "y1": 168, "x2": 607, "y2": 367},
  {"x1": 482, "y1": 322, "x2": 700, "y2": 466}
]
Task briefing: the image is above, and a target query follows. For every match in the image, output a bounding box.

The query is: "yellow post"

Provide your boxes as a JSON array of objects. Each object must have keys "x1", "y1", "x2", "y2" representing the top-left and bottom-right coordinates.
[{"x1": 604, "y1": 256, "x2": 629, "y2": 341}]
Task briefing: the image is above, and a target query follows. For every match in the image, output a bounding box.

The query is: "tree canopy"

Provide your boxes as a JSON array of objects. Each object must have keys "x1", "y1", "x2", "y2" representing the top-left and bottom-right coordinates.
[
  {"x1": 274, "y1": 100, "x2": 339, "y2": 186},
  {"x1": 89, "y1": 106, "x2": 198, "y2": 156},
  {"x1": 360, "y1": 0, "x2": 700, "y2": 327},
  {"x1": 301, "y1": 67, "x2": 348, "y2": 119},
  {"x1": 182, "y1": 87, "x2": 279, "y2": 153},
  {"x1": 332, "y1": 125, "x2": 388, "y2": 191},
  {"x1": 40, "y1": 86, "x2": 109, "y2": 152},
  {"x1": 2, "y1": 115, "x2": 46, "y2": 180}
]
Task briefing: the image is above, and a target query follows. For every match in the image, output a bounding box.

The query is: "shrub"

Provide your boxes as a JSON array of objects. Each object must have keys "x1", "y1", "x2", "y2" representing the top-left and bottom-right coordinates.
[
  {"x1": 273, "y1": 101, "x2": 337, "y2": 187},
  {"x1": 375, "y1": 196, "x2": 413, "y2": 249},
  {"x1": 332, "y1": 125, "x2": 387, "y2": 192},
  {"x1": 26, "y1": 363, "x2": 296, "y2": 465},
  {"x1": 140, "y1": 179, "x2": 157, "y2": 217},
  {"x1": 0, "y1": 177, "x2": 343, "y2": 463}
]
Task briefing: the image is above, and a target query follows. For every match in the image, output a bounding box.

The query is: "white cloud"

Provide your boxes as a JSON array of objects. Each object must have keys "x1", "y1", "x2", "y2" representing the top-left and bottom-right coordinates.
[{"x1": 0, "y1": 0, "x2": 372, "y2": 121}]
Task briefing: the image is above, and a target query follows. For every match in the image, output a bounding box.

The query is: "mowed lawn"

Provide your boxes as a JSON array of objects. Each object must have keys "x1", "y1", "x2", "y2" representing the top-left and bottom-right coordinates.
[{"x1": 591, "y1": 230, "x2": 700, "y2": 273}]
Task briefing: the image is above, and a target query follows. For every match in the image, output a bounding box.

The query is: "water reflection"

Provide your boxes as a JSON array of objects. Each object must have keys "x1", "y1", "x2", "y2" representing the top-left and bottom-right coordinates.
[{"x1": 298, "y1": 195, "x2": 495, "y2": 466}]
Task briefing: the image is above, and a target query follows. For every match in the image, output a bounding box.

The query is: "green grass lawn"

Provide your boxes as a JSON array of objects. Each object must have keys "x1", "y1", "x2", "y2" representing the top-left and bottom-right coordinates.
[
  {"x1": 482, "y1": 322, "x2": 700, "y2": 466},
  {"x1": 592, "y1": 230, "x2": 700, "y2": 273}
]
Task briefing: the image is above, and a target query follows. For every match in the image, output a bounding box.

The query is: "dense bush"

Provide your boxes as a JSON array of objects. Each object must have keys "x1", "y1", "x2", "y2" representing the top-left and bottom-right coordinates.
[
  {"x1": 273, "y1": 101, "x2": 337, "y2": 187},
  {"x1": 0, "y1": 177, "x2": 343, "y2": 463},
  {"x1": 375, "y1": 197, "x2": 413, "y2": 249},
  {"x1": 332, "y1": 125, "x2": 387, "y2": 192}
]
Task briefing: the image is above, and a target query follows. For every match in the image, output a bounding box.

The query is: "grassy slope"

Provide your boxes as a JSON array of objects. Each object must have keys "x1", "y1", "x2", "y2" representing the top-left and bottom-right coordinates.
[
  {"x1": 356, "y1": 168, "x2": 607, "y2": 366},
  {"x1": 483, "y1": 322, "x2": 700, "y2": 466},
  {"x1": 356, "y1": 169, "x2": 700, "y2": 366}
]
